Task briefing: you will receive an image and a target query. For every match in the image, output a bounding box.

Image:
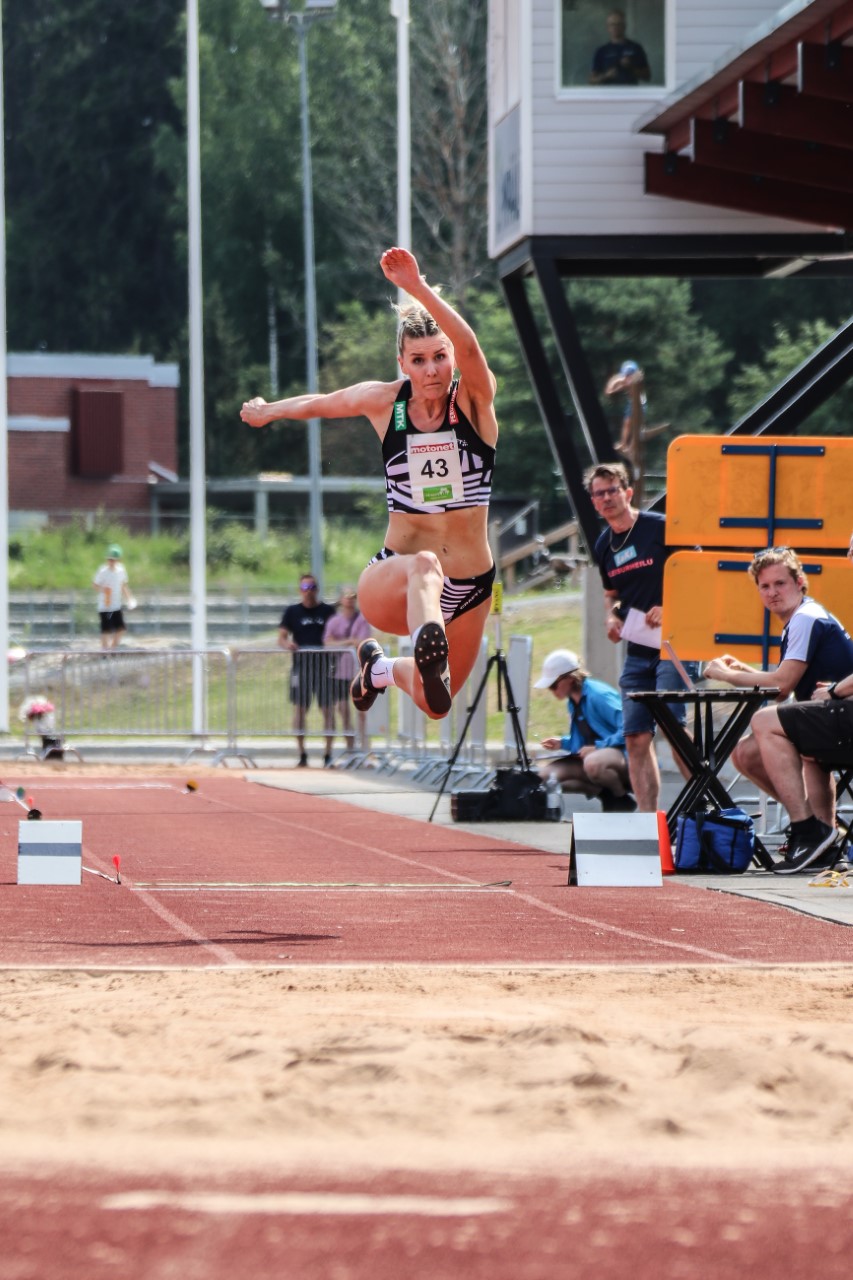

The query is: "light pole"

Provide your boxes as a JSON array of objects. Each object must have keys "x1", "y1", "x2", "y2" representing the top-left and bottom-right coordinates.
[
  {"x1": 260, "y1": 0, "x2": 335, "y2": 592},
  {"x1": 0, "y1": 0, "x2": 8, "y2": 732},
  {"x1": 390, "y1": 0, "x2": 411, "y2": 261}
]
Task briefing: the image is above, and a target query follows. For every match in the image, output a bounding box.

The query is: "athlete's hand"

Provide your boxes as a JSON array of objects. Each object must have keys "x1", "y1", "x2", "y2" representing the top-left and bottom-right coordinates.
[
  {"x1": 380, "y1": 246, "x2": 422, "y2": 293},
  {"x1": 241, "y1": 397, "x2": 272, "y2": 428}
]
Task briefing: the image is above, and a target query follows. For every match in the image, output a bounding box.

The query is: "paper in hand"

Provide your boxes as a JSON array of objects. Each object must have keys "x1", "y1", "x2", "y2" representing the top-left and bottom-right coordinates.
[{"x1": 620, "y1": 606, "x2": 662, "y2": 650}]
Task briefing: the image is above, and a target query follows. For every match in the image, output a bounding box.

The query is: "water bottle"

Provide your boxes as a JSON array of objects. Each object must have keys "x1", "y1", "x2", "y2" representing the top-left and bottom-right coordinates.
[{"x1": 545, "y1": 774, "x2": 562, "y2": 822}]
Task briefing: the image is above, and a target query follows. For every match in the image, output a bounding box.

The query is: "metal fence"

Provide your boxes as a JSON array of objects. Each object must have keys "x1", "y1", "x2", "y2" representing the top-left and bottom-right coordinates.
[{"x1": 10, "y1": 640, "x2": 532, "y2": 774}]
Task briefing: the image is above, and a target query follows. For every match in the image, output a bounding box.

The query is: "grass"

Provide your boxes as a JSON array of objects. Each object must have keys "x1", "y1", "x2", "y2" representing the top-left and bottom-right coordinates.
[
  {"x1": 7, "y1": 590, "x2": 584, "y2": 751},
  {"x1": 8, "y1": 517, "x2": 586, "y2": 750},
  {"x1": 458, "y1": 593, "x2": 583, "y2": 746},
  {"x1": 8, "y1": 513, "x2": 388, "y2": 593}
]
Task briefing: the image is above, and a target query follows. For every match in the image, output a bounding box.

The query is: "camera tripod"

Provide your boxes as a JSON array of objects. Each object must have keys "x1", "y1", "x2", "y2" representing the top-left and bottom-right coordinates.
[{"x1": 428, "y1": 614, "x2": 531, "y2": 823}]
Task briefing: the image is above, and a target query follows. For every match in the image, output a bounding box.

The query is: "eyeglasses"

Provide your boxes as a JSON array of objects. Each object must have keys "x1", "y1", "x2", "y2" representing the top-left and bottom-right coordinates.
[
  {"x1": 590, "y1": 485, "x2": 624, "y2": 500},
  {"x1": 300, "y1": 580, "x2": 317, "y2": 590}
]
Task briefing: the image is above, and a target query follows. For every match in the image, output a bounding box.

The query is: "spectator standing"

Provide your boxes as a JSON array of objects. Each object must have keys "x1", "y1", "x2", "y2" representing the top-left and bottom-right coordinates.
[
  {"x1": 587, "y1": 462, "x2": 697, "y2": 811},
  {"x1": 92, "y1": 544, "x2": 131, "y2": 651},
  {"x1": 604, "y1": 360, "x2": 645, "y2": 458},
  {"x1": 534, "y1": 648, "x2": 635, "y2": 811},
  {"x1": 279, "y1": 574, "x2": 336, "y2": 767},
  {"x1": 322, "y1": 588, "x2": 372, "y2": 757}
]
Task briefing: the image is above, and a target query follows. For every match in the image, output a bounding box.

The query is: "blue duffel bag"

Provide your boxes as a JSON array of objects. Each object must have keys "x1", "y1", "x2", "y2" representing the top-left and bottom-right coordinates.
[{"x1": 674, "y1": 806, "x2": 755, "y2": 874}]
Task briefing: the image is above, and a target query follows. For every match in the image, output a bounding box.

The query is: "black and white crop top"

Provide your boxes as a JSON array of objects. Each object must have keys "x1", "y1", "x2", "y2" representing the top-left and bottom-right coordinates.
[{"x1": 381, "y1": 380, "x2": 495, "y2": 514}]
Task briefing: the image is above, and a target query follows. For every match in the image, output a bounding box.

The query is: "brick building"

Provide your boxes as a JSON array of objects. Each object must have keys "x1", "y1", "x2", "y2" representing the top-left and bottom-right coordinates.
[{"x1": 7, "y1": 353, "x2": 179, "y2": 531}]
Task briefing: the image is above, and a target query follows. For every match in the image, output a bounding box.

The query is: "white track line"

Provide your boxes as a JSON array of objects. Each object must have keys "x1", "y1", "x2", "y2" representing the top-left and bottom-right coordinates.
[
  {"x1": 193, "y1": 791, "x2": 748, "y2": 963},
  {"x1": 102, "y1": 1191, "x2": 510, "y2": 1217}
]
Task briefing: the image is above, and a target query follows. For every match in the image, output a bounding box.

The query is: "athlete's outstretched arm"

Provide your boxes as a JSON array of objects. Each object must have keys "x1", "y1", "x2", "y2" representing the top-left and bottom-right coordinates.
[{"x1": 240, "y1": 380, "x2": 393, "y2": 430}]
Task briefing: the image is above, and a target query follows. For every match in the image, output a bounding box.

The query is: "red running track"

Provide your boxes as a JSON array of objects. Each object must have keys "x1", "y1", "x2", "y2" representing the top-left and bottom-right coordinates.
[
  {"x1": 2, "y1": 772, "x2": 852, "y2": 1280},
  {"x1": 0, "y1": 772, "x2": 849, "y2": 967},
  {"x1": 1, "y1": 1164, "x2": 851, "y2": 1280}
]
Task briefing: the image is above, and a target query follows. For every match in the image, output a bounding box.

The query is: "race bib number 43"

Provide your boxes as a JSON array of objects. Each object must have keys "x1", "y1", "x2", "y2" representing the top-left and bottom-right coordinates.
[{"x1": 407, "y1": 431, "x2": 464, "y2": 505}]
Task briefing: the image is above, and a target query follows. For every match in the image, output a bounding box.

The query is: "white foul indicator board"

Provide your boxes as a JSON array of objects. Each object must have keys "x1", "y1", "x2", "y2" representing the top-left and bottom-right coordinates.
[
  {"x1": 18, "y1": 820, "x2": 83, "y2": 886},
  {"x1": 569, "y1": 813, "x2": 662, "y2": 887}
]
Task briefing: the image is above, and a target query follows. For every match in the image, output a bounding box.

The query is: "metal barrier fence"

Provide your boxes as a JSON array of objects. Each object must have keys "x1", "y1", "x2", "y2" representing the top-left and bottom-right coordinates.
[
  {"x1": 10, "y1": 640, "x2": 532, "y2": 773},
  {"x1": 16, "y1": 649, "x2": 231, "y2": 750}
]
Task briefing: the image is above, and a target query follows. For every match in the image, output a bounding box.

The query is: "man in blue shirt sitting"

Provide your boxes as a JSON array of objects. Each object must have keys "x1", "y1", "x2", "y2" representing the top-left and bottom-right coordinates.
[{"x1": 535, "y1": 648, "x2": 636, "y2": 812}]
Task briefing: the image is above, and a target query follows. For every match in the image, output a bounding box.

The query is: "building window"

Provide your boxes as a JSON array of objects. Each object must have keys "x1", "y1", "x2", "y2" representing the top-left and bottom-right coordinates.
[
  {"x1": 561, "y1": 1, "x2": 665, "y2": 90},
  {"x1": 71, "y1": 388, "x2": 124, "y2": 478}
]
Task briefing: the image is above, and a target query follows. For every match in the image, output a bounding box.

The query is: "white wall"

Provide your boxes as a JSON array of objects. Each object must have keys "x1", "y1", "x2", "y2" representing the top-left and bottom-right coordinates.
[{"x1": 489, "y1": 0, "x2": 815, "y2": 256}]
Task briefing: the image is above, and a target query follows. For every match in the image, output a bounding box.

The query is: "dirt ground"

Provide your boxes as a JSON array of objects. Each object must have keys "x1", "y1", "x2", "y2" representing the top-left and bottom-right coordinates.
[{"x1": 2, "y1": 962, "x2": 852, "y2": 1178}]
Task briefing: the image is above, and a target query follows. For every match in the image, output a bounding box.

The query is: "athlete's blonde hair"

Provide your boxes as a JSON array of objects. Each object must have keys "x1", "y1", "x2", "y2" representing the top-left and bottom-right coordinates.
[{"x1": 394, "y1": 300, "x2": 444, "y2": 358}]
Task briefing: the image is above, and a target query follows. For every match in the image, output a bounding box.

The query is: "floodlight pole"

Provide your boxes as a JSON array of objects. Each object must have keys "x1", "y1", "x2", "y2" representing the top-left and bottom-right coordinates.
[
  {"x1": 391, "y1": 0, "x2": 411, "y2": 262},
  {"x1": 295, "y1": 12, "x2": 325, "y2": 592},
  {"x1": 261, "y1": 0, "x2": 335, "y2": 593},
  {"x1": 0, "y1": 0, "x2": 8, "y2": 733},
  {"x1": 187, "y1": 0, "x2": 208, "y2": 734}
]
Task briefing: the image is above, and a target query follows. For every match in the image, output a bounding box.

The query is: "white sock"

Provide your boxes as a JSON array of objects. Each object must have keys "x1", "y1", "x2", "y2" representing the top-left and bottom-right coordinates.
[{"x1": 369, "y1": 657, "x2": 398, "y2": 689}]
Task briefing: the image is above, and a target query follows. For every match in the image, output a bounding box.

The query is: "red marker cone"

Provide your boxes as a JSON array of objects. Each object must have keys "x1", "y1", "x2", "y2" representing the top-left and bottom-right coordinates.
[
  {"x1": 658, "y1": 810, "x2": 675, "y2": 875},
  {"x1": 112, "y1": 854, "x2": 121, "y2": 884}
]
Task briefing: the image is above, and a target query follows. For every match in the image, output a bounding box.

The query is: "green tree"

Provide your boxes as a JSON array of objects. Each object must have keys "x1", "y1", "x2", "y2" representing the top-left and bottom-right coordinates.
[
  {"x1": 729, "y1": 320, "x2": 853, "y2": 435},
  {"x1": 567, "y1": 277, "x2": 732, "y2": 471},
  {"x1": 4, "y1": 0, "x2": 185, "y2": 356}
]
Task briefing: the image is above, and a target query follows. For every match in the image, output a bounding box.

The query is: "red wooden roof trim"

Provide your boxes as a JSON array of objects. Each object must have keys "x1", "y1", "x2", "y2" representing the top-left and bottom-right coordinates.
[
  {"x1": 645, "y1": 151, "x2": 851, "y2": 229},
  {"x1": 638, "y1": 0, "x2": 853, "y2": 137},
  {"x1": 691, "y1": 117, "x2": 853, "y2": 193}
]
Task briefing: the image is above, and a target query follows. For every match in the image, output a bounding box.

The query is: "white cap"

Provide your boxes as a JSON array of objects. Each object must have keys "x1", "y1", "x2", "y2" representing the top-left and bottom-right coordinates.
[{"x1": 534, "y1": 649, "x2": 580, "y2": 689}]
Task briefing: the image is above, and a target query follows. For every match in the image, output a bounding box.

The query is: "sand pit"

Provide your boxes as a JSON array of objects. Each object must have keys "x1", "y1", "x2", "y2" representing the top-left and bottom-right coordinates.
[{"x1": 1, "y1": 963, "x2": 852, "y2": 1177}]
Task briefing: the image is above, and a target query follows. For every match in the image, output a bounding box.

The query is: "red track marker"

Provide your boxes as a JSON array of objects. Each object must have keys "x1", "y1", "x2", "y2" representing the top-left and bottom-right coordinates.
[{"x1": 112, "y1": 855, "x2": 122, "y2": 884}]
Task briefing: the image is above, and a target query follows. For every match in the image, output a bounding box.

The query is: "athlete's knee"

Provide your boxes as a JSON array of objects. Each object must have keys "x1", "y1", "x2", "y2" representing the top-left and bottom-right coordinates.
[{"x1": 409, "y1": 549, "x2": 443, "y2": 586}]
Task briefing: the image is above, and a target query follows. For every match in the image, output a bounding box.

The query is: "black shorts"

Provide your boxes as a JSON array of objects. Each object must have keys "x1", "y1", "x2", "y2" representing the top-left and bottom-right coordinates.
[
  {"x1": 289, "y1": 652, "x2": 336, "y2": 710},
  {"x1": 99, "y1": 610, "x2": 125, "y2": 634},
  {"x1": 777, "y1": 699, "x2": 853, "y2": 758},
  {"x1": 367, "y1": 547, "x2": 496, "y2": 625}
]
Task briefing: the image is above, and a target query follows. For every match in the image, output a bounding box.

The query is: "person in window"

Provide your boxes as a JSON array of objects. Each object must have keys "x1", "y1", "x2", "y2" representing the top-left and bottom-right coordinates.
[{"x1": 589, "y1": 10, "x2": 651, "y2": 86}]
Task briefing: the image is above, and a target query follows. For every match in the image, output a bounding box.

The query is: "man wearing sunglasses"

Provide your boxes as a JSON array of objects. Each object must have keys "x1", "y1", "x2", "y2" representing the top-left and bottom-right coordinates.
[
  {"x1": 279, "y1": 575, "x2": 336, "y2": 767},
  {"x1": 586, "y1": 461, "x2": 696, "y2": 812}
]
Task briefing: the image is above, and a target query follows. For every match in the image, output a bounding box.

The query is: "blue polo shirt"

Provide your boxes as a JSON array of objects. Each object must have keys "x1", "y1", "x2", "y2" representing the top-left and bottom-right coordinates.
[{"x1": 779, "y1": 597, "x2": 853, "y2": 701}]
